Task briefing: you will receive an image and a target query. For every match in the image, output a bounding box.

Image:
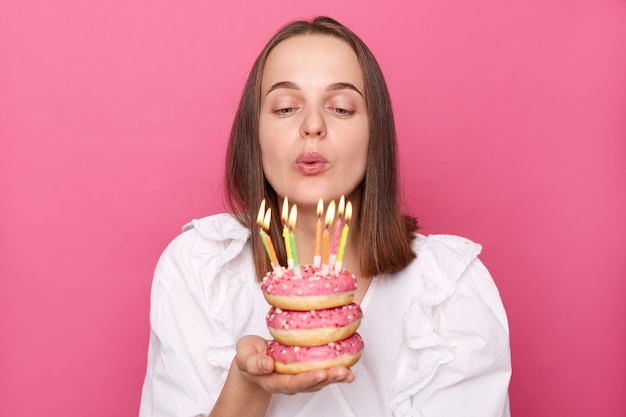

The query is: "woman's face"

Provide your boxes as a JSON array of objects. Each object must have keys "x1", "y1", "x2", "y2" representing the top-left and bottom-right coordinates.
[{"x1": 259, "y1": 34, "x2": 369, "y2": 209}]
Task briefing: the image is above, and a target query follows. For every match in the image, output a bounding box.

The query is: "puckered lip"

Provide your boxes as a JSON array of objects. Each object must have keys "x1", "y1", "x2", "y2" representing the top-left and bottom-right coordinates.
[{"x1": 294, "y1": 151, "x2": 329, "y2": 175}]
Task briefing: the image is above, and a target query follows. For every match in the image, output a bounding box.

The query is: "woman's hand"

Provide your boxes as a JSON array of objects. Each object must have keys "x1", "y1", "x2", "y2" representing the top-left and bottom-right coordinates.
[
  {"x1": 210, "y1": 335, "x2": 355, "y2": 416},
  {"x1": 235, "y1": 335, "x2": 355, "y2": 395}
]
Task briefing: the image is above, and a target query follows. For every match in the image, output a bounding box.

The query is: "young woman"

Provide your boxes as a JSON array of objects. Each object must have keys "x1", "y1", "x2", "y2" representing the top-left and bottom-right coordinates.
[{"x1": 140, "y1": 16, "x2": 511, "y2": 417}]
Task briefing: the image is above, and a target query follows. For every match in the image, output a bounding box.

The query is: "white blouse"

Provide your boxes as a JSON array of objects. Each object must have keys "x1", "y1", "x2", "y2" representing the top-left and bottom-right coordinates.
[{"x1": 139, "y1": 214, "x2": 511, "y2": 417}]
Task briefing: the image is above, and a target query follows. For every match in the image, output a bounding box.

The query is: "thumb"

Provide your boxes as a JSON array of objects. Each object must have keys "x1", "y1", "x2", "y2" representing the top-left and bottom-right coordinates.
[{"x1": 257, "y1": 355, "x2": 275, "y2": 374}]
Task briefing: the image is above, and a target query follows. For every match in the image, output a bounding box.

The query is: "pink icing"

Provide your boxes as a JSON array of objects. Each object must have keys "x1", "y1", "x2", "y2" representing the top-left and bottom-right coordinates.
[
  {"x1": 267, "y1": 333, "x2": 364, "y2": 363},
  {"x1": 266, "y1": 303, "x2": 363, "y2": 330},
  {"x1": 261, "y1": 264, "x2": 357, "y2": 296}
]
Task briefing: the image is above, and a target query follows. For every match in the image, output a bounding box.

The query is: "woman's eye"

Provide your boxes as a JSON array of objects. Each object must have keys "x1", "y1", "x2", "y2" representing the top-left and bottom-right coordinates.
[
  {"x1": 331, "y1": 107, "x2": 353, "y2": 116},
  {"x1": 276, "y1": 108, "x2": 295, "y2": 115}
]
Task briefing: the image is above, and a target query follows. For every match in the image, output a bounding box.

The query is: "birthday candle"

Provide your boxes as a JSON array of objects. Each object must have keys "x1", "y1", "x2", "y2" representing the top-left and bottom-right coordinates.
[
  {"x1": 322, "y1": 200, "x2": 335, "y2": 275},
  {"x1": 282, "y1": 197, "x2": 293, "y2": 269},
  {"x1": 314, "y1": 199, "x2": 323, "y2": 266},
  {"x1": 257, "y1": 200, "x2": 282, "y2": 274},
  {"x1": 334, "y1": 201, "x2": 352, "y2": 273},
  {"x1": 256, "y1": 200, "x2": 272, "y2": 263},
  {"x1": 329, "y1": 195, "x2": 345, "y2": 267},
  {"x1": 263, "y1": 209, "x2": 281, "y2": 273},
  {"x1": 288, "y1": 205, "x2": 301, "y2": 277}
]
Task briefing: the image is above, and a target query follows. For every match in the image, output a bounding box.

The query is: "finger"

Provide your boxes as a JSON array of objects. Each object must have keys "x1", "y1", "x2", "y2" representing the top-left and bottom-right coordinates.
[
  {"x1": 302, "y1": 367, "x2": 355, "y2": 392},
  {"x1": 236, "y1": 335, "x2": 269, "y2": 356},
  {"x1": 234, "y1": 336, "x2": 275, "y2": 379},
  {"x1": 327, "y1": 366, "x2": 354, "y2": 383},
  {"x1": 263, "y1": 369, "x2": 329, "y2": 395},
  {"x1": 244, "y1": 354, "x2": 274, "y2": 376}
]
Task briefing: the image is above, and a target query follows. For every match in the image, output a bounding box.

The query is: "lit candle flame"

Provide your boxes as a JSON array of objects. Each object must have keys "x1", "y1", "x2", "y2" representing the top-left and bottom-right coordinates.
[
  {"x1": 337, "y1": 195, "x2": 345, "y2": 217},
  {"x1": 317, "y1": 199, "x2": 324, "y2": 217},
  {"x1": 257, "y1": 199, "x2": 266, "y2": 225},
  {"x1": 325, "y1": 200, "x2": 336, "y2": 227},
  {"x1": 345, "y1": 201, "x2": 352, "y2": 223},
  {"x1": 281, "y1": 196, "x2": 289, "y2": 224},
  {"x1": 288, "y1": 205, "x2": 297, "y2": 228},
  {"x1": 263, "y1": 208, "x2": 272, "y2": 230}
]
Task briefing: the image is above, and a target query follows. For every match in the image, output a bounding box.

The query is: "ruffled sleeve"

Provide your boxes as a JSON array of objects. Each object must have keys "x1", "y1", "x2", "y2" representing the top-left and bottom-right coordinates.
[
  {"x1": 139, "y1": 214, "x2": 255, "y2": 417},
  {"x1": 390, "y1": 235, "x2": 511, "y2": 417}
]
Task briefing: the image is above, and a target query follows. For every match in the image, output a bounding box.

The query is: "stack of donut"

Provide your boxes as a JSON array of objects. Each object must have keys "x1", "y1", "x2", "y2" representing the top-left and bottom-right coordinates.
[{"x1": 261, "y1": 264, "x2": 364, "y2": 374}]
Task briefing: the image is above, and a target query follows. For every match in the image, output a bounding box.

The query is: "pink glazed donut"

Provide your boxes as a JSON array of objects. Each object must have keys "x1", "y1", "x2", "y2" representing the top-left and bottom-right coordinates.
[
  {"x1": 261, "y1": 265, "x2": 358, "y2": 311},
  {"x1": 267, "y1": 332, "x2": 364, "y2": 374},
  {"x1": 266, "y1": 303, "x2": 363, "y2": 346}
]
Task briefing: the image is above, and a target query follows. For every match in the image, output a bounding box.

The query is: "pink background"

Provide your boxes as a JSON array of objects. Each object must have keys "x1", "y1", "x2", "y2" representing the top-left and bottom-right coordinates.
[{"x1": 1, "y1": 1, "x2": 624, "y2": 416}]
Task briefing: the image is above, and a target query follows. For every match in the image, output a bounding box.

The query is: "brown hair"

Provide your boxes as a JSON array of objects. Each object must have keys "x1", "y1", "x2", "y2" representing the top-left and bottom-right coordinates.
[{"x1": 225, "y1": 16, "x2": 417, "y2": 281}]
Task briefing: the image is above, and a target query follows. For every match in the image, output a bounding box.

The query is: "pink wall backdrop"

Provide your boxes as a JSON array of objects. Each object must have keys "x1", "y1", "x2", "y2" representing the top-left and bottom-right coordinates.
[{"x1": 1, "y1": 1, "x2": 624, "y2": 416}]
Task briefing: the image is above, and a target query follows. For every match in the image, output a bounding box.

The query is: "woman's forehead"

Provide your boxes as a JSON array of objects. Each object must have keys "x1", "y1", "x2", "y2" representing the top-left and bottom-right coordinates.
[{"x1": 261, "y1": 35, "x2": 364, "y2": 93}]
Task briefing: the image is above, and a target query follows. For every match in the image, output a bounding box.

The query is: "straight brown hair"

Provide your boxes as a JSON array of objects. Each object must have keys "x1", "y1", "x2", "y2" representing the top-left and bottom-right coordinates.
[{"x1": 225, "y1": 16, "x2": 417, "y2": 281}]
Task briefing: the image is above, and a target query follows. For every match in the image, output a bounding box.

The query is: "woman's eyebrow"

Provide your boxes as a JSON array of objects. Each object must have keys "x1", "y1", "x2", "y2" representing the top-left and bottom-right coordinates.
[
  {"x1": 327, "y1": 82, "x2": 363, "y2": 97},
  {"x1": 265, "y1": 81, "x2": 363, "y2": 97},
  {"x1": 266, "y1": 81, "x2": 299, "y2": 95}
]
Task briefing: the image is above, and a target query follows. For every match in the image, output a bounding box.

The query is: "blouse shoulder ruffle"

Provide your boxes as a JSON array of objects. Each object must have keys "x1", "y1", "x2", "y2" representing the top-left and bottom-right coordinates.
[
  {"x1": 389, "y1": 234, "x2": 482, "y2": 417},
  {"x1": 170, "y1": 214, "x2": 254, "y2": 370}
]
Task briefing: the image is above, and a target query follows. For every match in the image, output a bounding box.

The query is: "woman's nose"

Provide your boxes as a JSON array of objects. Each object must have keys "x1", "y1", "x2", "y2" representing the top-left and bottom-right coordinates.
[{"x1": 300, "y1": 108, "x2": 327, "y2": 139}]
